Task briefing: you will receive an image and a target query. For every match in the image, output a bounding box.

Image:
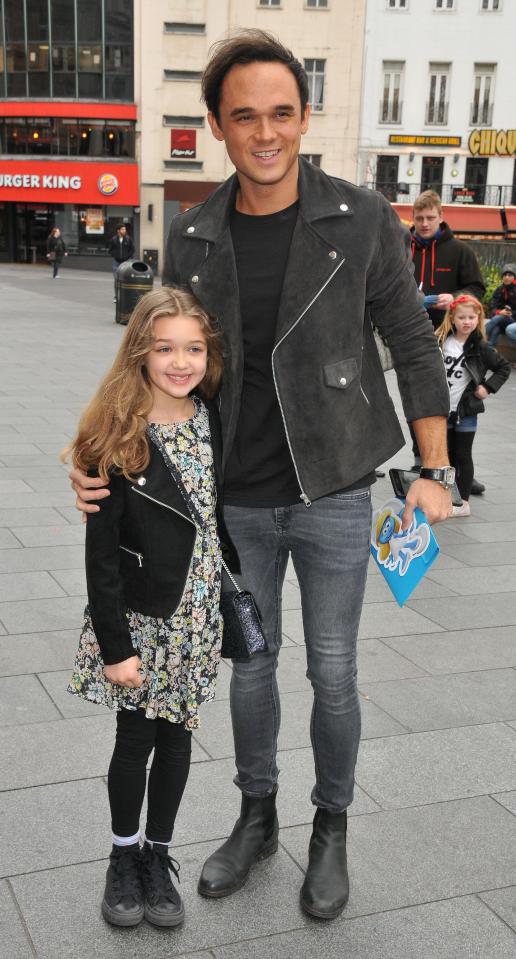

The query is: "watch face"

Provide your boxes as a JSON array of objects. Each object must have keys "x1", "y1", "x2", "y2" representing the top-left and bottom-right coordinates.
[{"x1": 444, "y1": 467, "x2": 456, "y2": 486}]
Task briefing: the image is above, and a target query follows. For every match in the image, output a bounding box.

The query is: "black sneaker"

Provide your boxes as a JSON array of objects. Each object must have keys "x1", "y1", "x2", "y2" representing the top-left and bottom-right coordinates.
[
  {"x1": 101, "y1": 843, "x2": 144, "y2": 927},
  {"x1": 141, "y1": 841, "x2": 185, "y2": 927},
  {"x1": 470, "y1": 478, "x2": 486, "y2": 495}
]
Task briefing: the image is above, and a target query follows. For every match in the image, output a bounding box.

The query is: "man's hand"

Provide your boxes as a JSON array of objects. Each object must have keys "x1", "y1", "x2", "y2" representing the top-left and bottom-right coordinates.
[
  {"x1": 435, "y1": 293, "x2": 454, "y2": 310},
  {"x1": 474, "y1": 384, "x2": 489, "y2": 400},
  {"x1": 104, "y1": 655, "x2": 143, "y2": 688},
  {"x1": 402, "y1": 478, "x2": 452, "y2": 530},
  {"x1": 70, "y1": 465, "x2": 110, "y2": 518}
]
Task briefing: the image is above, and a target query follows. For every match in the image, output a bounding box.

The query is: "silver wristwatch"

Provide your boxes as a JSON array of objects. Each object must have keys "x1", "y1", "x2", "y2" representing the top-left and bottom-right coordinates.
[{"x1": 419, "y1": 466, "x2": 456, "y2": 489}]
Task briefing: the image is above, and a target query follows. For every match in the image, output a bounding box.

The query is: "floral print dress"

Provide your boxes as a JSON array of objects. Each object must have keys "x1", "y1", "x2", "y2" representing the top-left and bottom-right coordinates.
[{"x1": 68, "y1": 398, "x2": 223, "y2": 730}]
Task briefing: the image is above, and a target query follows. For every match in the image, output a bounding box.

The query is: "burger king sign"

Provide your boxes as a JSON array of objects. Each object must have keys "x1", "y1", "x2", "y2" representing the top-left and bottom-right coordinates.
[{"x1": 98, "y1": 172, "x2": 119, "y2": 197}]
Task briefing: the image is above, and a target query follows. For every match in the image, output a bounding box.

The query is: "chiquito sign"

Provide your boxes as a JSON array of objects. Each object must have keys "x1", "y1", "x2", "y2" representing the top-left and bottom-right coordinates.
[{"x1": 0, "y1": 160, "x2": 139, "y2": 205}]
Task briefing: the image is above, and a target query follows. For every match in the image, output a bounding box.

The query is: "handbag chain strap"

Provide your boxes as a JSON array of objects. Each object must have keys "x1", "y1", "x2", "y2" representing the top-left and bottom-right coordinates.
[{"x1": 147, "y1": 424, "x2": 243, "y2": 595}]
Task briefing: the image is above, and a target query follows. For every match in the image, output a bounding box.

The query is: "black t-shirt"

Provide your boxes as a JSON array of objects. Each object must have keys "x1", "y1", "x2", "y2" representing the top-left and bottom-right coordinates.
[
  {"x1": 224, "y1": 202, "x2": 301, "y2": 507},
  {"x1": 224, "y1": 201, "x2": 375, "y2": 507}
]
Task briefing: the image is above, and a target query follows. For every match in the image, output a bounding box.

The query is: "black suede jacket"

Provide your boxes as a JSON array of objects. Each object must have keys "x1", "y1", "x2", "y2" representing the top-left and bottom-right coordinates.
[
  {"x1": 164, "y1": 158, "x2": 450, "y2": 504},
  {"x1": 447, "y1": 329, "x2": 511, "y2": 419},
  {"x1": 85, "y1": 400, "x2": 239, "y2": 666}
]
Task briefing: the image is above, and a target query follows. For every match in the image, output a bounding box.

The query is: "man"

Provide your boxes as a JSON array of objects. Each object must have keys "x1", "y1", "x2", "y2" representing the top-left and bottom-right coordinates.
[
  {"x1": 410, "y1": 190, "x2": 486, "y2": 492},
  {"x1": 485, "y1": 264, "x2": 516, "y2": 347},
  {"x1": 108, "y1": 224, "x2": 135, "y2": 301},
  {"x1": 72, "y1": 31, "x2": 451, "y2": 921}
]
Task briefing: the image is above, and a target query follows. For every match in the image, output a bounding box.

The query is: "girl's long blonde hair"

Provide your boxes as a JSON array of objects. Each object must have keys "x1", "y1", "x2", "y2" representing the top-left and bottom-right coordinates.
[
  {"x1": 64, "y1": 287, "x2": 223, "y2": 480},
  {"x1": 435, "y1": 293, "x2": 486, "y2": 346}
]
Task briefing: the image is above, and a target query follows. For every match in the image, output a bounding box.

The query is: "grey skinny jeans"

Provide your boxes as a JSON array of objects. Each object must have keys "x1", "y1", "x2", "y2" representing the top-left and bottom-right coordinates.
[{"x1": 224, "y1": 488, "x2": 371, "y2": 814}]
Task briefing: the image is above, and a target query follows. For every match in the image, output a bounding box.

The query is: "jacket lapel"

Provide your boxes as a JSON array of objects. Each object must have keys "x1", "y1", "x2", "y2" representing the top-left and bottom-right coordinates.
[{"x1": 131, "y1": 444, "x2": 192, "y2": 520}]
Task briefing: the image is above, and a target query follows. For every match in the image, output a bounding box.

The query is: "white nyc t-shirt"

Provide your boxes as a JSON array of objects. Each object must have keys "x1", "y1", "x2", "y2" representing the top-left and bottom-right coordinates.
[{"x1": 442, "y1": 336, "x2": 472, "y2": 412}]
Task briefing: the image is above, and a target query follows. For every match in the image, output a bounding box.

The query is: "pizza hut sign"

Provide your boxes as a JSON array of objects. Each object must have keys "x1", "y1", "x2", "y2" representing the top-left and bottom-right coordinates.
[{"x1": 171, "y1": 129, "x2": 196, "y2": 159}]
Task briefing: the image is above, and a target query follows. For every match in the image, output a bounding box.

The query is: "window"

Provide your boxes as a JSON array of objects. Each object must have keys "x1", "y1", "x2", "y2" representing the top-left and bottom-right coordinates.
[
  {"x1": 304, "y1": 59, "x2": 325, "y2": 112},
  {"x1": 164, "y1": 160, "x2": 203, "y2": 172},
  {"x1": 426, "y1": 63, "x2": 450, "y2": 124},
  {"x1": 258, "y1": 0, "x2": 281, "y2": 5},
  {"x1": 471, "y1": 64, "x2": 495, "y2": 124},
  {"x1": 0, "y1": 117, "x2": 136, "y2": 158},
  {"x1": 380, "y1": 61, "x2": 404, "y2": 123},
  {"x1": 164, "y1": 70, "x2": 202, "y2": 82},
  {"x1": 306, "y1": 0, "x2": 328, "y2": 7},
  {"x1": 434, "y1": 0, "x2": 455, "y2": 8},
  {"x1": 164, "y1": 22, "x2": 206, "y2": 33},
  {"x1": 163, "y1": 116, "x2": 205, "y2": 127},
  {"x1": 387, "y1": 0, "x2": 407, "y2": 7},
  {"x1": 481, "y1": 0, "x2": 500, "y2": 8},
  {"x1": 301, "y1": 154, "x2": 322, "y2": 166}
]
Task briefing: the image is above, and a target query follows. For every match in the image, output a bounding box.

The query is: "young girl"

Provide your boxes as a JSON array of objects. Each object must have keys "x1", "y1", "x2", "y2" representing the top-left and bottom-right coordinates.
[
  {"x1": 436, "y1": 294, "x2": 510, "y2": 517},
  {"x1": 66, "y1": 287, "x2": 239, "y2": 928}
]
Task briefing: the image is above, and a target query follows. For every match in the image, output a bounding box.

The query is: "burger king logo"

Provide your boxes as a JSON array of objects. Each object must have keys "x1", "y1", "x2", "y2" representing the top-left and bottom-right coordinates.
[{"x1": 98, "y1": 173, "x2": 119, "y2": 196}]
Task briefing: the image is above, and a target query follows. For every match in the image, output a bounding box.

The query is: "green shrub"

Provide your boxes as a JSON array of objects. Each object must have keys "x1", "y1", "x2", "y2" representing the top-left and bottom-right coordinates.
[{"x1": 480, "y1": 263, "x2": 501, "y2": 308}]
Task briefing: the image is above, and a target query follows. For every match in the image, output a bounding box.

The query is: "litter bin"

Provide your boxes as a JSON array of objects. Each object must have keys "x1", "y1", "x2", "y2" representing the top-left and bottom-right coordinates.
[
  {"x1": 143, "y1": 248, "x2": 159, "y2": 274},
  {"x1": 115, "y1": 259, "x2": 154, "y2": 325}
]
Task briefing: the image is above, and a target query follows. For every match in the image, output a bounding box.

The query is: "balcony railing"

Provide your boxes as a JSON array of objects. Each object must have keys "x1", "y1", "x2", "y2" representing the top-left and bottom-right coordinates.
[
  {"x1": 378, "y1": 99, "x2": 403, "y2": 124},
  {"x1": 469, "y1": 101, "x2": 494, "y2": 126},
  {"x1": 368, "y1": 181, "x2": 515, "y2": 206},
  {"x1": 425, "y1": 101, "x2": 449, "y2": 125}
]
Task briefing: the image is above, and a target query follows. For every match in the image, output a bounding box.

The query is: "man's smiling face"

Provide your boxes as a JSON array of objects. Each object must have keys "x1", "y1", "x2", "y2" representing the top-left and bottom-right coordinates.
[{"x1": 208, "y1": 60, "x2": 310, "y2": 197}]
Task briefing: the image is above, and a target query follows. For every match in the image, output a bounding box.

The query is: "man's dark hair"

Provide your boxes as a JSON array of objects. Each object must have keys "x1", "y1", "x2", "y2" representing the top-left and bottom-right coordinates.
[
  {"x1": 201, "y1": 29, "x2": 309, "y2": 121},
  {"x1": 117, "y1": 223, "x2": 127, "y2": 232}
]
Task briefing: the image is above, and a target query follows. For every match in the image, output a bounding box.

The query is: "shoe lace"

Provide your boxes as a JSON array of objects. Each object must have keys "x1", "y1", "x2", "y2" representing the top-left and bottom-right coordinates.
[
  {"x1": 111, "y1": 846, "x2": 141, "y2": 898},
  {"x1": 143, "y1": 847, "x2": 181, "y2": 900}
]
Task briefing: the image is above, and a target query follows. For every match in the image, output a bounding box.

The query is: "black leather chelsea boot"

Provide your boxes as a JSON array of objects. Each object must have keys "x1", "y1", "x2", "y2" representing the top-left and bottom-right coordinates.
[
  {"x1": 300, "y1": 808, "x2": 349, "y2": 920},
  {"x1": 198, "y1": 788, "x2": 278, "y2": 898}
]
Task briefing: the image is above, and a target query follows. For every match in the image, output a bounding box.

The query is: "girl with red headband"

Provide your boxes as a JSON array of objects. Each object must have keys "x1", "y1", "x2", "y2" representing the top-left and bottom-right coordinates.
[{"x1": 435, "y1": 295, "x2": 510, "y2": 516}]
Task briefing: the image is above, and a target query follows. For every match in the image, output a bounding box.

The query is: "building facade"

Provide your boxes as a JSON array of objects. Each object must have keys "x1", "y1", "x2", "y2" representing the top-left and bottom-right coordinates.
[
  {"x1": 0, "y1": 0, "x2": 139, "y2": 266},
  {"x1": 135, "y1": 0, "x2": 366, "y2": 272},
  {"x1": 359, "y1": 0, "x2": 516, "y2": 232}
]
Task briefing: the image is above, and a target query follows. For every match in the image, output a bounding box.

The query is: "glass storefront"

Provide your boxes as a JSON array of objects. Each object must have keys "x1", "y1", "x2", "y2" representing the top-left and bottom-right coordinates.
[
  {"x1": 0, "y1": 202, "x2": 134, "y2": 263},
  {"x1": 0, "y1": 117, "x2": 135, "y2": 158},
  {"x1": 1, "y1": 0, "x2": 133, "y2": 100}
]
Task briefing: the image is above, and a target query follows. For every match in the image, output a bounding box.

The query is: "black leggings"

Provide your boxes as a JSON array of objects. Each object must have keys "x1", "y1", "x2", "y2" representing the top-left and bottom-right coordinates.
[
  {"x1": 447, "y1": 425, "x2": 476, "y2": 500},
  {"x1": 108, "y1": 709, "x2": 192, "y2": 844}
]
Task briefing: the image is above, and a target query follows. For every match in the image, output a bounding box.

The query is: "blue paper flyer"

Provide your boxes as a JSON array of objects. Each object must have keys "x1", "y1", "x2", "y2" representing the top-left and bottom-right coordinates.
[{"x1": 370, "y1": 498, "x2": 440, "y2": 607}]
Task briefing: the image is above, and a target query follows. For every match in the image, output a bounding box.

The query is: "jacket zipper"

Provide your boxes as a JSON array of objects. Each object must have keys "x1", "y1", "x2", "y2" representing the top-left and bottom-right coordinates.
[
  {"x1": 120, "y1": 545, "x2": 143, "y2": 567},
  {"x1": 130, "y1": 486, "x2": 198, "y2": 619},
  {"x1": 360, "y1": 384, "x2": 370, "y2": 406},
  {"x1": 271, "y1": 258, "x2": 346, "y2": 508}
]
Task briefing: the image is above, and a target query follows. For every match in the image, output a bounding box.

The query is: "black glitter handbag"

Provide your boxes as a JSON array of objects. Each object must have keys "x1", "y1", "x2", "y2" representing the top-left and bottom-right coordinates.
[{"x1": 220, "y1": 561, "x2": 268, "y2": 661}]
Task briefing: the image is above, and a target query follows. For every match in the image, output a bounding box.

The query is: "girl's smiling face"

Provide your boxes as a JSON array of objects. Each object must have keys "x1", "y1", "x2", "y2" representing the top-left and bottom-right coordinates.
[
  {"x1": 145, "y1": 314, "x2": 208, "y2": 408},
  {"x1": 452, "y1": 305, "x2": 479, "y2": 341}
]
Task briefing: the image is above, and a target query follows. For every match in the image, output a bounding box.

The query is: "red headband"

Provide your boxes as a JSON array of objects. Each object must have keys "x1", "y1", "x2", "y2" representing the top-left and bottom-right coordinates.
[{"x1": 450, "y1": 295, "x2": 473, "y2": 310}]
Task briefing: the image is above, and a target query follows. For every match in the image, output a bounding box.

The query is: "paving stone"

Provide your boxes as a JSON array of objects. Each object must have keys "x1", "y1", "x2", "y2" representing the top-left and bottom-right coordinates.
[
  {"x1": 363, "y1": 573, "x2": 454, "y2": 603},
  {"x1": 50, "y1": 567, "x2": 87, "y2": 596},
  {"x1": 384, "y1": 626, "x2": 516, "y2": 674},
  {"x1": 0, "y1": 490, "x2": 76, "y2": 509},
  {"x1": 357, "y1": 639, "x2": 427, "y2": 681},
  {"x1": 0, "y1": 880, "x2": 33, "y2": 959},
  {"x1": 361, "y1": 669, "x2": 516, "y2": 731},
  {"x1": 442, "y1": 541, "x2": 516, "y2": 567},
  {"x1": 212, "y1": 896, "x2": 516, "y2": 959},
  {"x1": 0, "y1": 443, "x2": 42, "y2": 456},
  {"x1": 279, "y1": 796, "x2": 516, "y2": 918},
  {"x1": 0, "y1": 570, "x2": 66, "y2": 602},
  {"x1": 38, "y1": 670, "x2": 110, "y2": 718},
  {"x1": 0, "y1": 779, "x2": 109, "y2": 878},
  {"x1": 0, "y1": 545, "x2": 84, "y2": 574},
  {"x1": 479, "y1": 887, "x2": 516, "y2": 933},
  {"x1": 0, "y1": 595, "x2": 85, "y2": 633},
  {"x1": 0, "y1": 630, "x2": 78, "y2": 676},
  {"x1": 458, "y1": 521, "x2": 516, "y2": 543},
  {"x1": 10, "y1": 843, "x2": 304, "y2": 959},
  {"x1": 0, "y1": 674, "x2": 61, "y2": 726},
  {"x1": 357, "y1": 602, "x2": 444, "y2": 639},
  {"x1": 0, "y1": 529, "x2": 22, "y2": 548},
  {"x1": 55, "y1": 506, "x2": 85, "y2": 525},
  {"x1": 0, "y1": 479, "x2": 33, "y2": 492},
  {"x1": 9, "y1": 525, "x2": 85, "y2": 548},
  {"x1": 492, "y1": 790, "x2": 516, "y2": 816},
  {"x1": 428, "y1": 564, "x2": 516, "y2": 595},
  {"x1": 407, "y1": 593, "x2": 516, "y2": 631},
  {"x1": 356, "y1": 724, "x2": 516, "y2": 808}
]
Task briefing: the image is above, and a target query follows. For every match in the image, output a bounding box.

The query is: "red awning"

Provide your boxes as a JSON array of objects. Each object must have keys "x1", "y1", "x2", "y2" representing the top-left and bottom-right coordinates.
[{"x1": 392, "y1": 202, "x2": 516, "y2": 235}]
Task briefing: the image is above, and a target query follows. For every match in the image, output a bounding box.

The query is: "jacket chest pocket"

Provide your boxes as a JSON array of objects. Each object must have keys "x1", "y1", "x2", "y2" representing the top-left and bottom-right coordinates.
[
  {"x1": 120, "y1": 545, "x2": 143, "y2": 568},
  {"x1": 323, "y1": 357, "x2": 359, "y2": 390}
]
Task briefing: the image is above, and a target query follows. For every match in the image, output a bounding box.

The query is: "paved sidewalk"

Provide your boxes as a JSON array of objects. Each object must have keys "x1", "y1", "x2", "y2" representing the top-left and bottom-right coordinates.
[{"x1": 0, "y1": 264, "x2": 515, "y2": 959}]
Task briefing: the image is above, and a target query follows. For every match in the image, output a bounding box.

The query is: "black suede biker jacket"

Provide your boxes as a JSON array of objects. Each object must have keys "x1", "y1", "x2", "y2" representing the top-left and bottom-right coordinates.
[{"x1": 163, "y1": 158, "x2": 450, "y2": 504}]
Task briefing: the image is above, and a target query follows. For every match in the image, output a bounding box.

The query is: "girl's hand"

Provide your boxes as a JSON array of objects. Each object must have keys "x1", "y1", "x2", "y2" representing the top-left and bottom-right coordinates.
[
  {"x1": 474, "y1": 385, "x2": 489, "y2": 400},
  {"x1": 104, "y1": 656, "x2": 143, "y2": 688}
]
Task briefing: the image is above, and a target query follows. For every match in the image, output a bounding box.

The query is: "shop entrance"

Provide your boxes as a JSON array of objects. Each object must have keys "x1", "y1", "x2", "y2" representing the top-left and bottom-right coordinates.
[{"x1": 14, "y1": 204, "x2": 52, "y2": 263}]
